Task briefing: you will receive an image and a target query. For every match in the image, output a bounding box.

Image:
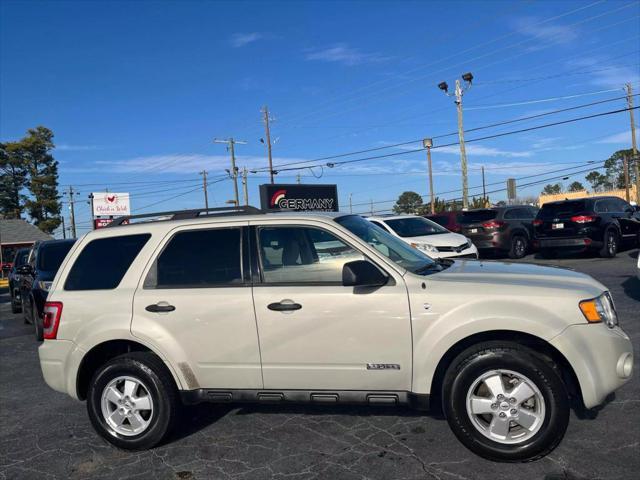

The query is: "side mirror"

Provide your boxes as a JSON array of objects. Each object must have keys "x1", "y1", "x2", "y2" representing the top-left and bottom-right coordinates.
[
  {"x1": 342, "y1": 260, "x2": 388, "y2": 288},
  {"x1": 17, "y1": 265, "x2": 32, "y2": 275}
]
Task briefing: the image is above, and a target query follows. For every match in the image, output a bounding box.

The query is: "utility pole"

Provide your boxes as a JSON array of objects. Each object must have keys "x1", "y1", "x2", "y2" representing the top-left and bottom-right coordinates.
[
  {"x1": 370, "y1": 199, "x2": 374, "y2": 216},
  {"x1": 199, "y1": 170, "x2": 209, "y2": 209},
  {"x1": 423, "y1": 138, "x2": 435, "y2": 214},
  {"x1": 241, "y1": 167, "x2": 249, "y2": 206},
  {"x1": 623, "y1": 154, "x2": 630, "y2": 203},
  {"x1": 349, "y1": 193, "x2": 353, "y2": 214},
  {"x1": 262, "y1": 106, "x2": 274, "y2": 184},
  {"x1": 438, "y1": 73, "x2": 473, "y2": 209},
  {"x1": 88, "y1": 193, "x2": 95, "y2": 230},
  {"x1": 61, "y1": 216, "x2": 66, "y2": 239},
  {"x1": 481, "y1": 166, "x2": 486, "y2": 204},
  {"x1": 296, "y1": 173, "x2": 301, "y2": 184},
  {"x1": 67, "y1": 186, "x2": 77, "y2": 238},
  {"x1": 214, "y1": 138, "x2": 246, "y2": 206},
  {"x1": 626, "y1": 83, "x2": 639, "y2": 203}
]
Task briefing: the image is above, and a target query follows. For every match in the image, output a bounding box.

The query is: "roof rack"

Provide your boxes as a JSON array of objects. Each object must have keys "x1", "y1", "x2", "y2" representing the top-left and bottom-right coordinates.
[{"x1": 107, "y1": 206, "x2": 263, "y2": 227}]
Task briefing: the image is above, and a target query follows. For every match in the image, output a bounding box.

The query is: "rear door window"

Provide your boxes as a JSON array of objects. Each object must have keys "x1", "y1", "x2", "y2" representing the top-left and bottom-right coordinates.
[
  {"x1": 65, "y1": 235, "x2": 149, "y2": 290},
  {"x1": 150, "y1": 228, "x2": 243, "y2": 288}
]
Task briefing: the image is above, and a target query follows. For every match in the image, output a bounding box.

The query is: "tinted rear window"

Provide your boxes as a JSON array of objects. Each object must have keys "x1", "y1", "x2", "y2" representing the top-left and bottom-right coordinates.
[
  {"x1": 65, "y1": 234, "x2": 150, "y2": 290},
  {"x1": 428, "y1": 215, "x2": 449, "y2": 227},
  {"x1": 38, "y1": 242, "x2": 75, "y2": 271},
  {"x1": 152, "y1": 228, "x2": 242, "y2": 288},
  {"x1": 459, "y1": 210, "x2": 497, "y2": 224},
  {"x1": 539, "y1": 201, "x2": 586, "y2": 218}
]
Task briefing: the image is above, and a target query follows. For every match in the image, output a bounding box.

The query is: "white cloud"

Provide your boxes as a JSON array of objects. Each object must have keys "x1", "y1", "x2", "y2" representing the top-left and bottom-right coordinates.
[
  {"x1": 565, "y1": 56, "x2": 640, "y2": 88},
  {"x1": 92, "y1": 154, "x2": 312, "y2": 174},
  {"x1": 230, "y1": 32, "x2": 263, "y2": 48},
  {"x1": 56, "y1": 144, "x2": 100, "y2": 151},
  {"x1": 597, "y1": 129, "x2": 639, "y2": 145},
  {"x1": 513, "y1": 17, "x2": 579, "y2": 50},
  {"x1": 305, "y1": 44, "x2": 389, "y2": 66}
]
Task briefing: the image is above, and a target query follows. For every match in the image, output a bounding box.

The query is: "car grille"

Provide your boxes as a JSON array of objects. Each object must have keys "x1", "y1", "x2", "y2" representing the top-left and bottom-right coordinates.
[{"x1": 437, "y1": 242, "x2": 469, "y2": 253}]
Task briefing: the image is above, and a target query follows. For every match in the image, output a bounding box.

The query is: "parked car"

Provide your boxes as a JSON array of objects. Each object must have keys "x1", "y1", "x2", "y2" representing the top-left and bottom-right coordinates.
[
  {"x1": 458, "y1": 206, "x2": 539, "y2": 259},
  {"x1": 19, "y1": 239, "x2": 76, "y2": 340},
  {"x1": 8, "y1": 248, "x2": 30, "y2": 314},
  {"x1": 37, "y1": 207, "x2": 634, "y2": 461},
  {"x1": 424, "y1": 211, "x2": 464, "y2": 233},
  {"x1": 534, "y1": 196, "x2": 640, "y2": 258},
  {"x1": 366, "y1": 214, "x2": 478, "y2": 259}
]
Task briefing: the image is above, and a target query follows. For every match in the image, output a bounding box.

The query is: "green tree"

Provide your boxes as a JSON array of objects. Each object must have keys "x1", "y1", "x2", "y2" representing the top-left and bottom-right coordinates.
[
  {"x1": 567, "y1": 181, "x2": 585, "y2": 192},
  {"x1": 585, "y1": 171, "x2": 611, "y2": 192},
  {"x1": 22, "y1": 127, "x2": 61, "y2": 233},
  {"x1": 393, "y1": 191, "x2": 424, "y2": 214},
  {"x1": 0, "y1": 142, "x2": 29, "y2": 218},
  {"x1": 541, "y1": 183, "x2": 562, "y2": 195},
  {"x1": 469, "y1": 196, "x2": 489, "y2": 209}
]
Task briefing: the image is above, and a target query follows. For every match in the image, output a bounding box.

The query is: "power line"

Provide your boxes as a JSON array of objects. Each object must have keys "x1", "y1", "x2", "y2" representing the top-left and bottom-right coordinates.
[{"x1": 132, "y1": 177, "x2": 230, "y2": 213}]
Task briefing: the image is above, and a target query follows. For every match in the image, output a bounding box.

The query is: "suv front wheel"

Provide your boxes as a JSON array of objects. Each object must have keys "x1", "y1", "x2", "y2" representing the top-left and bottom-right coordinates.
[
  {"x1": 442, "y1": 342, "x2": 569, "y2": 462},
  {"x1": 87, "y1": 352, "x2": 177, "y2": 450}
]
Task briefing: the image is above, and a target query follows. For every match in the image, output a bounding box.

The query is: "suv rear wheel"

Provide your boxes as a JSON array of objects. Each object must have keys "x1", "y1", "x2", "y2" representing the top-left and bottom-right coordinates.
[
  {"x1": 87, "y1": 352, "x2": 177, "y2": 450},
  {"x1": 442, "y1": 342, "x2": 569, "y2": 462},
  {"x1": 508, "y1": 235, "x2": 528, "y2": 259},
  {"x1": 599, "y1": 229, "x2": 618, "y2": 258}
]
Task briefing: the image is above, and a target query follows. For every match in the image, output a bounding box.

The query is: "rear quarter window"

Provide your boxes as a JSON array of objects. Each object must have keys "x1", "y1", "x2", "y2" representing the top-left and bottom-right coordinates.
[{"x1": 64, "y1": 234, "x2": 151, "y2": 290}]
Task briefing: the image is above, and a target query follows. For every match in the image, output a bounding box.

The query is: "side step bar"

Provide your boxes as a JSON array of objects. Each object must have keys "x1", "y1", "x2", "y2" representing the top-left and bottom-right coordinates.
[{"x1": 180, "y1": 389, "x2": 430, "y2": 411}]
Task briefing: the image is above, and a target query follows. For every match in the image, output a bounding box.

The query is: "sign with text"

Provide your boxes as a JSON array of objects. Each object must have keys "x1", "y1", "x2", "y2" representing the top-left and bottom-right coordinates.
[
  {"x1": 92, "y1": 192, "x2": 131, "y2": 217},
  {"x1": 260, "y1": 184, "x2": 339, "y2": 212}
]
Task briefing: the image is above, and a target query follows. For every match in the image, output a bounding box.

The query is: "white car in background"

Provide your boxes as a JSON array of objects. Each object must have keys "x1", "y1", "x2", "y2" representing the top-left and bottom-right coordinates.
[{"x1": 367, "y1": 214, "x2": 478, "y2": 259}]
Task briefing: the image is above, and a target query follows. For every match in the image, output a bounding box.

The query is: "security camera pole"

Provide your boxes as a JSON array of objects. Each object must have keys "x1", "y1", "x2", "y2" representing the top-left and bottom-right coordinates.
[
  {"x1": 438, "y1": 72, "x2": 473, "y2": 209},
  {"x1": 423, "y1": 138, "x2": 435, "y2": 214},
  {"x1": 214, "y1": 137, "x2": 246, "y2": 206}
]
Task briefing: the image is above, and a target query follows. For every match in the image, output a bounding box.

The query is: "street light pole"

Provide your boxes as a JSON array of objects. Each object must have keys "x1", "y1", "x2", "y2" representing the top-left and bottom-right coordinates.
[{"x1": 423, "y1": 138, "x2": 435, "y2": 214}]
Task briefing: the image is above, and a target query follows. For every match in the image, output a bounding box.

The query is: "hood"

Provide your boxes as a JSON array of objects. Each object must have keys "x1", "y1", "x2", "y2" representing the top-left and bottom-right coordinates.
[
  {"x1": 429, "y1": 260, "x2": 606, "y2": 297},
  {"x1": 405, "y1": 232, "x2": 469, "y2": 247}
]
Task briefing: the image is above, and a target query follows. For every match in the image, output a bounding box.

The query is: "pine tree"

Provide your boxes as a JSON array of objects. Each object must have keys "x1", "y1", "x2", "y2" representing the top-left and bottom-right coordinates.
[
  {"x1": 22, "y1": 127, "x2": 62, "y2": 233},
  {"x1": 0, "y1": 141, "x2": 29, "y2": 218}
]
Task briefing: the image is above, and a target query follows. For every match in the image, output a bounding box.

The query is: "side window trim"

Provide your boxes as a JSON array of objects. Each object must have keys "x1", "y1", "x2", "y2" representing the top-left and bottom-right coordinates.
[{"x1": 144, "y1": 225, "x2": 248, "y2": 289}]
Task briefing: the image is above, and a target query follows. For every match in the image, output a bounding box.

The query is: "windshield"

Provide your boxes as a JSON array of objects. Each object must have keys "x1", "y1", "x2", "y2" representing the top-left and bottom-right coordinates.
[
  {"x1": 384, "y1": 217, "x2": 449, "y2": 237},
  {"x1": 38, "y1": 242, "x2": 74, "y2": 272},
  {"x1": 14, "y1": 250, "x2": 29, "y2": 267},
  {"x1": 335, "y1": 215, "x2": 441, "y2": 274}
]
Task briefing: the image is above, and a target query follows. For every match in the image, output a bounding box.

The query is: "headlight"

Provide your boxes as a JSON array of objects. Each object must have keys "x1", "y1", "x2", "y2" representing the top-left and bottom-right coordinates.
[
  {"x1": 579, "y1": 292, "x2": 618, "y2": 328},
  {"x1": 37, "y1": 281, "x2": 52, "y2": 291},
  {"x1": 411, "y1": 242, "x2": 439, "y2": 254}
]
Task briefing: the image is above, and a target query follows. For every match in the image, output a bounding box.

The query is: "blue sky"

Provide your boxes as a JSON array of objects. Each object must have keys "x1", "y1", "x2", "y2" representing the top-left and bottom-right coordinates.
[{"x1": 1, "y1": 0, "x2": 639, "y2": 232}]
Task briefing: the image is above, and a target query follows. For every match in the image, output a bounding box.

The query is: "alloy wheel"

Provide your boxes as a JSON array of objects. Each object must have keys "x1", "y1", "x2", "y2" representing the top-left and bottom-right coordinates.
[
  {"x1": 466, "y1": 369, "x2": 545, "y2": 444},
  {"x1": 100, "y1": 375, "x2": 154, "y2": 437}
]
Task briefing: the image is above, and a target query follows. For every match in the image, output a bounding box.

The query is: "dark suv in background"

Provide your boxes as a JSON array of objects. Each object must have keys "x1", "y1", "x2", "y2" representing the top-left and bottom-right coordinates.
[
  {"x1": 534, "y1": 196, "x2": 640, "y2": 258},
  {"x1": 424, "y1": 211, "x2": 464, "y2": 233},
  {"x1": 19, "y1": 239, "x2": 76, "y2": 340},
  {"x1": 8, "y1": 248, "x2": 30, "y2": 314},
  {"x1": 458, "y1": 205, "x2": 539, "y2": 259}
]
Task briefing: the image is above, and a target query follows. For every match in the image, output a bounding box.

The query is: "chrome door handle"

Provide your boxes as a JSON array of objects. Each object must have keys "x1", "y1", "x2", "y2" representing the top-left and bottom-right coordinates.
[
  {"x1": 146, "y1": 302, "x2": 176, "y2": 313},
  {"x1": 268, "y1": 300, "x2": 302, "y2": 312}
]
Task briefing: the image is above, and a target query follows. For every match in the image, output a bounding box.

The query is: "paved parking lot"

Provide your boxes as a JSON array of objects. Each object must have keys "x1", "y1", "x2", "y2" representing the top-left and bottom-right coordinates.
[{"x1": 1, "y1": 250, "x2": 638, "y2": 480}]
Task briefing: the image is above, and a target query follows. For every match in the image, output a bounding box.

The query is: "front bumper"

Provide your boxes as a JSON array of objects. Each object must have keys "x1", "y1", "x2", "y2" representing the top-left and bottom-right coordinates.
[
  {"x1": 550, "y1": 324, "x2": 633, "y2": 409},
  {"x1": 432, "y1": 244, "x2": 479, "y2": 260}
]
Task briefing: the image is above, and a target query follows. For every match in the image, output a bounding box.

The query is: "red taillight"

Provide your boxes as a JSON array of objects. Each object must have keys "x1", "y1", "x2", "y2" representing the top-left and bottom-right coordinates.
[
  {"x1": 482, "y1": 220, "x2": 505, "y2": 229},
  {"x1": 43, "y1": 301, "x2": 62, "y2": 340},
  {"x1": 570, "y1": 215, "x2": 597, "y2": 224},
  {"x1": 533, "y1": 219, "x2": 543, "y2": 226}
]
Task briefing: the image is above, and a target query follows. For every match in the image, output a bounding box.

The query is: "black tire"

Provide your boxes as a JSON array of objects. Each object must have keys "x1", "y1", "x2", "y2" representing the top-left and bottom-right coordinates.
[
  {"x1": 33, "y1": 305, "x2": 43, "y2": 342},
  {"x1": 22, "y1": 297, "x2": 31, "y2": 324},
  {"x1": 10, "y1": 291, "x2": 21, "y2": 314},
  {"x1": 599, "y1": 229, "x2": 618, "y2": 258},
  {"x1": 508, "y1": 235, "x2": 528, "y2": 259},
  {"x1": 442, "y1": 342, "x2": 569, "y2": 462},
  {"x1": 87, "y1": 352, "x2": 177, "y2": 450}
]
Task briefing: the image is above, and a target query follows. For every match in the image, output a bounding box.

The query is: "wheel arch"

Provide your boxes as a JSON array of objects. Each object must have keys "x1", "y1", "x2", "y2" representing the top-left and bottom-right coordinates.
[
  {"x1": 428, "y1": 330, "x2": 583, "y2": 413},
  {"x1": 75, "y1": 339, "x2": 181, "y2": 401}
]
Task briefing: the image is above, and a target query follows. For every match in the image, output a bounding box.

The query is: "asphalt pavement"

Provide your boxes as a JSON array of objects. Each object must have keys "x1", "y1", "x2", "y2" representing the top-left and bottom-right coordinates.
[{"x1": 1, "y1": 249, "x2": 639, "y2": 480}]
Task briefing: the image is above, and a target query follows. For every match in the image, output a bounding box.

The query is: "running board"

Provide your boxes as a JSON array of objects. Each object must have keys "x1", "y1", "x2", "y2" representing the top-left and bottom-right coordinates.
[{"x1": 180, "y1": 389, "x2": 430, "y2": 411}]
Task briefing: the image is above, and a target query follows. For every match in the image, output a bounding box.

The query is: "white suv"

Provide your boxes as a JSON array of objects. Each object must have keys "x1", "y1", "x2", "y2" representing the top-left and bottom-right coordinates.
[
  {"x1": 367, "y1": 214, "x2": 478, "y2": 259},
  {"x1": 38, "y1": 207, "x2": 633, "y2": 462}
]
